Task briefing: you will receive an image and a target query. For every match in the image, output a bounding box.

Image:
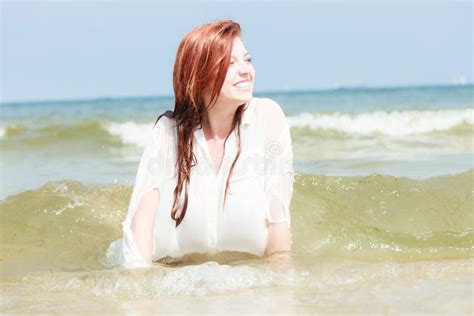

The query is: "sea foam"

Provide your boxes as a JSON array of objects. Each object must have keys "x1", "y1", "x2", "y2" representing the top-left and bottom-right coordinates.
[
  {"x1": 287, "y1": 108, "x2": 474, "y2": 136},
  {"x1": 105, "y1": 121, "x2": 153, "y2": 147}
]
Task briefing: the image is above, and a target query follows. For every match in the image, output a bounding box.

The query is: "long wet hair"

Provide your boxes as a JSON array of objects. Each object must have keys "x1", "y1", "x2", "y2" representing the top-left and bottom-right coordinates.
[{"x1": 153, "y1": 19, "x2": 248, "y2": 228}]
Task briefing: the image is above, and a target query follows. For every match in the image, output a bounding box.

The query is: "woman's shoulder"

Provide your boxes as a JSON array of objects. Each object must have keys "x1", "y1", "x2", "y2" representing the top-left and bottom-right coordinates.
[
  {"x1": 253, "y1": 97, "x2": 286, "y2": 120},
  {"x1": 154, "y1": 110, "x2": 175, "y2": 126},
  {"x1": 152, "y1": 110, "x2": 176, "y2": 133},
  {"x1": 253, "y1": 97, "x2": 288, "y2": 127}
]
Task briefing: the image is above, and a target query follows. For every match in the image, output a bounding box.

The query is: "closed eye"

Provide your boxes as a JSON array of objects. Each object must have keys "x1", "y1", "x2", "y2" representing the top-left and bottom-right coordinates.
[{"x1": 230, "y1": 58, "x2": 252, "y2": 65}]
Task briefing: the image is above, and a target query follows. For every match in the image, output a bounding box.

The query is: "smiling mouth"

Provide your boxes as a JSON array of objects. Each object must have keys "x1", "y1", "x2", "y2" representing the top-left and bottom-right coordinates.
[{"x1": 234, "y1": 80, "x2": 251, "y2": 89}]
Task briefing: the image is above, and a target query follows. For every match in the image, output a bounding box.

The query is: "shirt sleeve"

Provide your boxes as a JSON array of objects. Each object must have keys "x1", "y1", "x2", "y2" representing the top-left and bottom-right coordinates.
[
  {"x1": 119, "y1": 117, "x2": 170, "y2": 268},
  {"x1": 263, "y1": 99, "x2": 295, "y2": 230}
]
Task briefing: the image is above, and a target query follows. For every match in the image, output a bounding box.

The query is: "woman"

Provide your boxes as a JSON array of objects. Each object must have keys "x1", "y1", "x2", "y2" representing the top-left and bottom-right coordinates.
[{"x1": 106, "y1": 19, "x2": 295, "y2": 269}]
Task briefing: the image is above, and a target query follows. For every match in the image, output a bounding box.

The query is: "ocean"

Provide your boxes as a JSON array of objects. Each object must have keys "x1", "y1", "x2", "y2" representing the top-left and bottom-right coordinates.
[{"x1": 1, "y1": 84, "x2": 473, "y2": 314}]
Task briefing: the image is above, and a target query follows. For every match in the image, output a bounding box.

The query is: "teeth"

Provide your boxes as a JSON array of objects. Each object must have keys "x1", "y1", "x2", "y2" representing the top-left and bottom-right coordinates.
[{"x1": 235, "y1": 81, "x2": 250, "y2": 88}]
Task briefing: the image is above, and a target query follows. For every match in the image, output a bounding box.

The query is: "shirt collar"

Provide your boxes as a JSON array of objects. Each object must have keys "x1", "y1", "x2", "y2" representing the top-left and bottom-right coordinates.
[{"x1": 193, "y1": 97, "x2": 255, "y2": 161}]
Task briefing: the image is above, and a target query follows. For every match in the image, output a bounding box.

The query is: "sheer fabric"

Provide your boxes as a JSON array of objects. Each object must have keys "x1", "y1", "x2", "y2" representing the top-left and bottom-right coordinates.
[
  {"x1": 106, "y1": 118, "x2": 170, "y2": 268},
  {"x1": 105, "y1": 97, "x2": 295, "y2": 268},
  {"x1": 262, "y1": 99, "x2": 295, "y2": 229}
]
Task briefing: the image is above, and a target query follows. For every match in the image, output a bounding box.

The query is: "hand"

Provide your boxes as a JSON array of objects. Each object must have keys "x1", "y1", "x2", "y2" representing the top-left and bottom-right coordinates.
[
  {"x1": 264, "y1": 250, "x2": 293, "y2": 271},
  {"x1": 264, "y1": 222, "x2": 293, "y2": 271}
]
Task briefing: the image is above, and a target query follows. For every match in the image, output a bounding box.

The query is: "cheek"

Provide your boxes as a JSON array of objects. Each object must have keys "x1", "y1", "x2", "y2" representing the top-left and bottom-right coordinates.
[
  {"x1": 224, "y1": 69, "x2": 237, "y2": 84},
  {"x1": 222, "y1": 75, "x2": 237, "y2": 91}
]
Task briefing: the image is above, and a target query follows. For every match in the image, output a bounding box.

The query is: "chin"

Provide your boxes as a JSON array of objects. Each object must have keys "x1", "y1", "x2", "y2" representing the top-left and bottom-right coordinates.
[{"x1": 234, "y1": 92, "x2": 253, "y2": 103}]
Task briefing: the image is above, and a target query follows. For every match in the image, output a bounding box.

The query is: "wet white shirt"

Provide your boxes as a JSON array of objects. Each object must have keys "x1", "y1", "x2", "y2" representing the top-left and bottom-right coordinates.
[{"x1": 106, "y1": 97, "x2": 295, "y2": 268}]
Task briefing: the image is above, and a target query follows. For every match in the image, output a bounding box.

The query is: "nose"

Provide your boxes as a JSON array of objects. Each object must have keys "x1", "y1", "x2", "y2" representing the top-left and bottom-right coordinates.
[{"x1": 237, "y1": 60, "x2": 252, "y2": 75}]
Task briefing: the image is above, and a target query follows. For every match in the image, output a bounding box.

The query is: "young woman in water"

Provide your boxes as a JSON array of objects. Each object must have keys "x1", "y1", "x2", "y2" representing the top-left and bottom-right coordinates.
[{"x1": 107, "y1": 19, "x2": 295, "y2": 269}]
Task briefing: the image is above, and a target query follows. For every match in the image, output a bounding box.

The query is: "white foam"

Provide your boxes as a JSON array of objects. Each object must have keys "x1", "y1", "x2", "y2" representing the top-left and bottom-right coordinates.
[
  {"x1": 103, "y1": 108, "x2": 474, "y2": 148},
  {"x1": 105, "y1": 121, "x2": 153, "y2": 147},
  {"x1": 0, "y1": 126, "x2": 5, "y2": 139},
  {"x1": 287, "y1": 108, "x2": 474, "y2": 136}
]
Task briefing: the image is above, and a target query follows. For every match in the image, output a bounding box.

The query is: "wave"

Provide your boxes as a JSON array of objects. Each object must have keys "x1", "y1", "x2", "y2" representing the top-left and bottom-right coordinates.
[
  {"x1": 287, "y1": 108, "x2": 474, "y2": 136},
  {"x1": 19, "y1": 257, "x2": 472, "y2": 299},
  {"x1": 0, "y1": 169, "x2": 472, "y2": 280},
  {"x1": 0, "y1": 119, "x2": 145, "y2": 147},
  {"x1": 105, "y1": 121, "x2": 153, "y2": 147},
  {"x1": 1, "y1": 108, "x2": 473, "y2": 149},
  {"x1": 0, "y1": 123, "x2": 26, "y2": 139},
  {"x1": 294, "y1": 168, "x2": 473, "y2": 260}
]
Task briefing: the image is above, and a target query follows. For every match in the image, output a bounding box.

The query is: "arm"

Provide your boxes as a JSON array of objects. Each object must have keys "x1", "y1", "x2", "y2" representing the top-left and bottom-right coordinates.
[
  {"x1": 131, "y1": 188, "x2": 160, "y2": 264},
  {"x1": 121, "y1": 117, "x2": 169, "y2": 268},
  {"x1": 261, "y1": 98, "x2": 295, "y2": 270},
  {"x1": 264, "y1": 222, "x2": 293, "y2": 270}
]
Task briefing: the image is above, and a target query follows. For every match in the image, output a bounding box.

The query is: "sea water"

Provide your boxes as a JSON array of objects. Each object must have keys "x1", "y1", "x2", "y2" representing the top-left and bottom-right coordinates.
[{"x1": 1, "y1": 84, "x2": 473, "y2": 314}]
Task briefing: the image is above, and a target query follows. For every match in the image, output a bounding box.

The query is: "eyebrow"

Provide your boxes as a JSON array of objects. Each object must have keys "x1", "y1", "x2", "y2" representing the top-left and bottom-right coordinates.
[{"x1": 231, "y1": 52, "x2": 250, "y2": 58}]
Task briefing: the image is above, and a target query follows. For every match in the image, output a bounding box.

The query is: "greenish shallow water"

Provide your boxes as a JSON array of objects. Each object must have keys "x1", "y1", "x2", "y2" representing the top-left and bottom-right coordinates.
[
  {"x1": 1, "y1": 85, "x2": 473, "y2": 314},
  {"x1": 1, "y1": 170, "x2": 472, "y2": 314}
]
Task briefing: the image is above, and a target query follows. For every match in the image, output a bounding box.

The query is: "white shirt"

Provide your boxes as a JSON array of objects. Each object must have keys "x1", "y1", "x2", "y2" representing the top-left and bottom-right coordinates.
[{"x1": 106, "y1": 97, "x2": 295, "y2": 268}]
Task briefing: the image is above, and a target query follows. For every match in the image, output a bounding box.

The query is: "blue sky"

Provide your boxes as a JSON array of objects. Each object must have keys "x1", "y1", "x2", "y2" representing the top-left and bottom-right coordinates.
[{"x1": 1, "y1": 0, "x2": 472, "y2": 103}]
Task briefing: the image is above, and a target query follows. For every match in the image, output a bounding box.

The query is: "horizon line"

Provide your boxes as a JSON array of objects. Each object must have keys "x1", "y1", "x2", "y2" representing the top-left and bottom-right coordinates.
[{"x1": 1, "y1": 81, "x2": 472, "y2": 106}]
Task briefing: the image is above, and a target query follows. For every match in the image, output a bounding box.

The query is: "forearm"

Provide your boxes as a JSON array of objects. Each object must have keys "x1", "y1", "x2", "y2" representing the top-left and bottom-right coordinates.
[
  {"x1": 130, "y1": 189, "x2": 160, "y2": 264},
  {"x1": 264, "y1": 222, "x2": 293, "y2": 270}
]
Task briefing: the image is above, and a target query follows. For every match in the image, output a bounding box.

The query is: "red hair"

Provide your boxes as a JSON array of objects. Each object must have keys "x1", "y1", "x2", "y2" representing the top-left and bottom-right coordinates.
[{"x1": 154, "y1": 19, "x2": 247, "y2": 227}]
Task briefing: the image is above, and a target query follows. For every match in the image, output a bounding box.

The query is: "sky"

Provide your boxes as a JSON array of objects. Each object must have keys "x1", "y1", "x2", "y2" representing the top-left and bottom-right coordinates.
[{"x1": 0, "y1": 0, "x2": 472, "y2": 103}]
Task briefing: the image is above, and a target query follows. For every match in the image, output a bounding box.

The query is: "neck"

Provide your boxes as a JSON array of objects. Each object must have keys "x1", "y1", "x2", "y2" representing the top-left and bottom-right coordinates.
[{"x1": 202, "y1": 100, "x2": 241, "y2": 140}]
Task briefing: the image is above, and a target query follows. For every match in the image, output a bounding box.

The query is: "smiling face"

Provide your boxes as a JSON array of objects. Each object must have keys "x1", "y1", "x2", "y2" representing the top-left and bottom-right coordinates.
[
  {"x1": 224, "y1": 36, "x2": 255, "y2": 102},
  {"x1": 205, "y1": 36, "x2": 256, "y2": 108}
]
